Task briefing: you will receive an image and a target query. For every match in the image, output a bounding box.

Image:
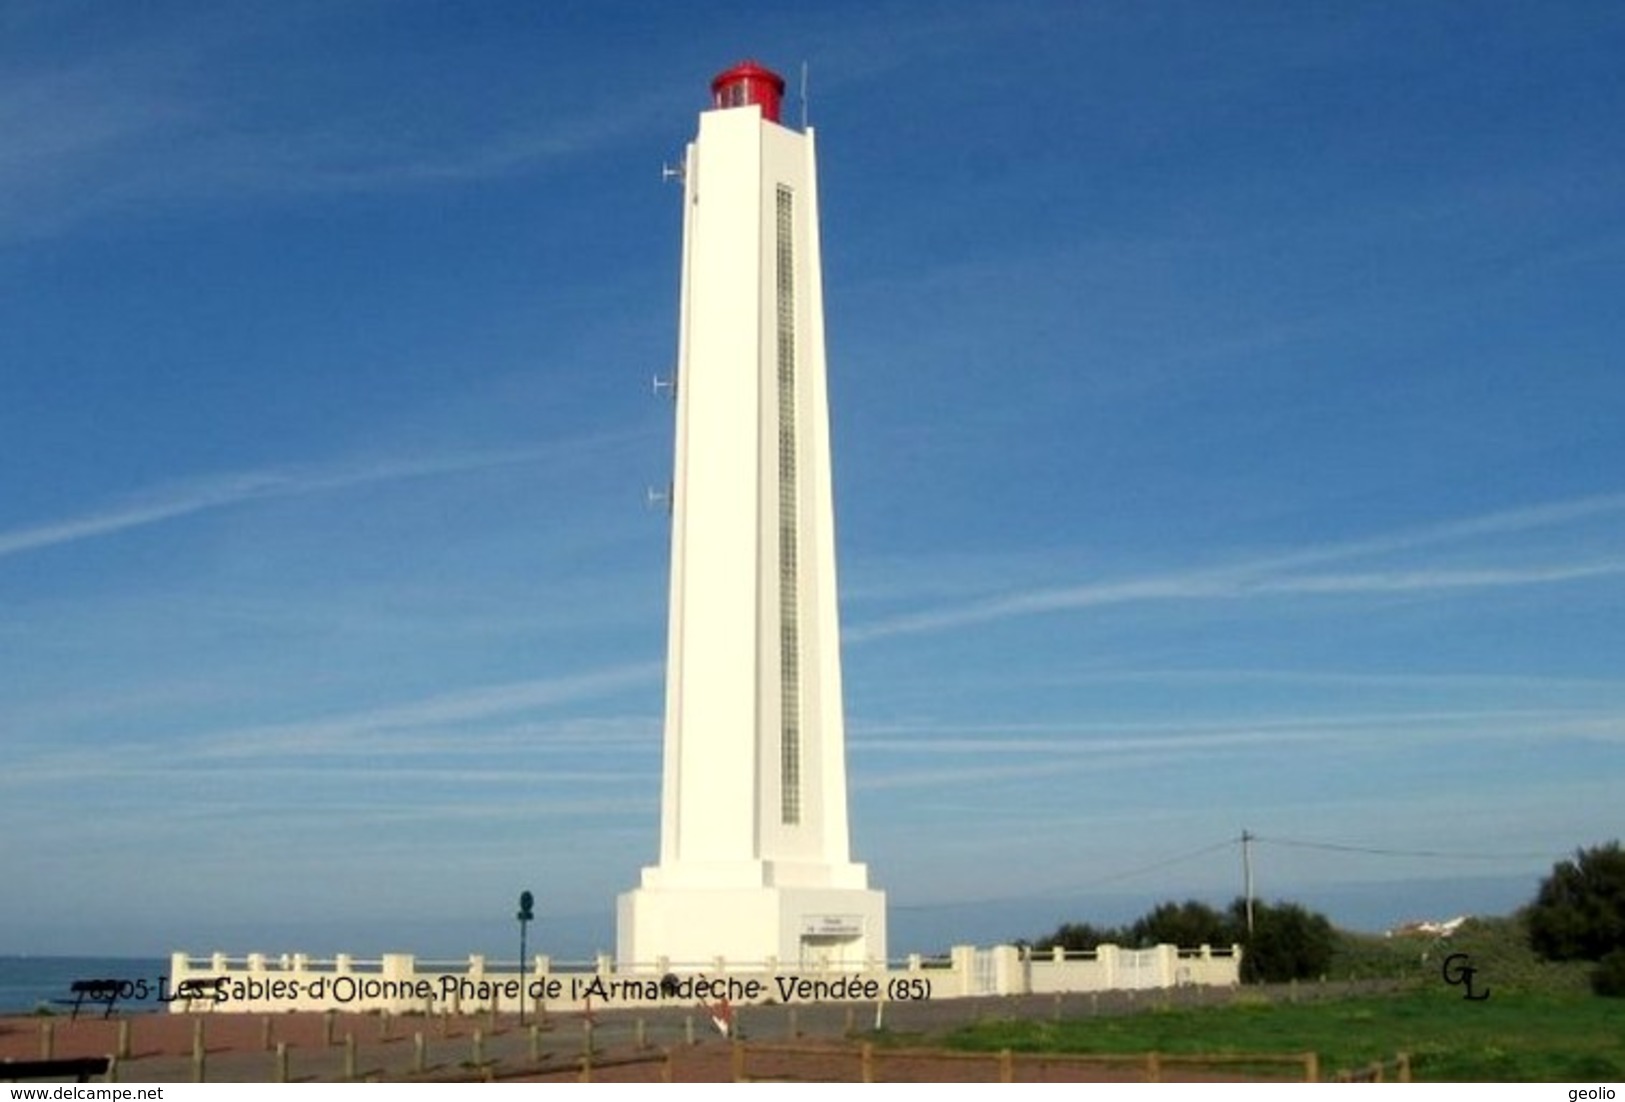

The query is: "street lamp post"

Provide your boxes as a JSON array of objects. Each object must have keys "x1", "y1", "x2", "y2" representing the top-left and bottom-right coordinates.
[{"x1": 517, "y1": 890, "x2": 535, "y2": 1026}]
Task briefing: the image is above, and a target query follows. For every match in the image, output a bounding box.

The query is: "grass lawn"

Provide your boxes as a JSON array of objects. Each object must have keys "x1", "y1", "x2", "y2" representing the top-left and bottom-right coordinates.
[{"x1": 943, "y1": 990, "x2": 1624, "y2": 1081}]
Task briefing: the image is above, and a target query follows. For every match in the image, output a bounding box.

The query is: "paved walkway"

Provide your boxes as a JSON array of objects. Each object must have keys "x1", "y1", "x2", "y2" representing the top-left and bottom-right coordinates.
[{"x1": 1, "y1": 979, "x2": 1405, "y2": 1083}]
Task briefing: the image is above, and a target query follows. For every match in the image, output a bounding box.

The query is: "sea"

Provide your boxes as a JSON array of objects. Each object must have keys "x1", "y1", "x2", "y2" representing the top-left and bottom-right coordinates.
[{"x1": 0, "y1": 956, "x2": 170, "y2": 1016}]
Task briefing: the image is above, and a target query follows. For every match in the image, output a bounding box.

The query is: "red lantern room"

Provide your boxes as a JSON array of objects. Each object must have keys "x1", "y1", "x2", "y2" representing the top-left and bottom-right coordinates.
[{"x1": 710, "y1": 60, "x2": 786, "y2": 123}]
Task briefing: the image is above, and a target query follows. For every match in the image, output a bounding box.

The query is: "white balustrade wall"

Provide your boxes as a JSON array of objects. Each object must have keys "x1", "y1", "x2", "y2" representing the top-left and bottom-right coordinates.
[{"x1": 165, "y1": 944, "x2": 1240, "y2": 1014}]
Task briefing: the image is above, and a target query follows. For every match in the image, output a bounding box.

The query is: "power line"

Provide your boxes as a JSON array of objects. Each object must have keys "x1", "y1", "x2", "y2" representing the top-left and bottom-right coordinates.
[
  {"x1": 890, "y1": 831, "x2": 1554, "y2": 915},
  {"x1": 1093, "y1": 837, "x2": 1238, "y2": 887},
  {"x1": 891, "y1": 836, "x2": 1239, "y2": 912},
  {"x1": 1254, "y1": 834, "x2": 1553, "y2": 862}
]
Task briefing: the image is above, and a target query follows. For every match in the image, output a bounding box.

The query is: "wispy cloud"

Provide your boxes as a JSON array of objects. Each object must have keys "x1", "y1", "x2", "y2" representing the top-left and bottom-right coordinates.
[
  {"x1": 0, "y1": 10, "x2": 680, "y2": 243},
  {"x1": 851, "y1": 707, "x2": 1625, "y2": 796},
  {"x1": 854, "y1": 706, "x2": 1623, "y2": 757},
  {"x1": 1253, "y1": 562, "x2": 1625, "y2": 594},
  {"x1": 0, "y1": 665, "x2": 662, "y2": 790},
  {"x1": 195, "y1": 663, "x2": 662, "y2": 760},
  {"x1": 0, "y1": 438, "x2": 636, "y2": 560},
  {"x1": 926, "y1": 667, "x2": 1625, "y2": 693},
  {"x1": 1245, "y1": 493, "x2": 1625, "y2": 572},
  {"x1": 852, "y1": 493, "x2": 1625, "y2": 640}
]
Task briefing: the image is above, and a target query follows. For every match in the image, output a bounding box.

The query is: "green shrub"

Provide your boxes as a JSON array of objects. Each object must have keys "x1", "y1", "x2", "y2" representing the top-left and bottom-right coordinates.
[
  {"x1": 1233, "y1": 899, "x2": 1336, "y2": 983},
  {"x1": 1589, "y1": 948, "x2": 1625, "y2": 997},
  {"x1": 1527, "y1": 841, "x2": 1625, "y2": 962}
]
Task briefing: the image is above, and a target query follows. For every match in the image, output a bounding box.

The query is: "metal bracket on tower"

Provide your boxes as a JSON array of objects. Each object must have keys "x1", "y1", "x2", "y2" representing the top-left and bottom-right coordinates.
[
  {"x1": 661, "y1": 156, "x2": 686, "y2": 185},
  {"x1": 645, "y1": 483, "x2": 673, "y2": 515},
  {"x1": 651, "y1": 371, "x2": 678, "y2": 399}
]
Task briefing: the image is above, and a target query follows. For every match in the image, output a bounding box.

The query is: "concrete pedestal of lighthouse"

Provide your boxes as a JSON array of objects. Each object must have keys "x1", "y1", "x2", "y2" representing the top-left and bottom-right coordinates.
[{"x1": 618, "y1": 880, "x2": 886, "y2": 971}]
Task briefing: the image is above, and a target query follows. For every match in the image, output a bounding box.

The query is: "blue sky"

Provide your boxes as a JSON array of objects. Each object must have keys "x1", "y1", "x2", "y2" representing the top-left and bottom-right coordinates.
[{"x1": 3, "y1": 2, "x2": 1623, "y2": 960}]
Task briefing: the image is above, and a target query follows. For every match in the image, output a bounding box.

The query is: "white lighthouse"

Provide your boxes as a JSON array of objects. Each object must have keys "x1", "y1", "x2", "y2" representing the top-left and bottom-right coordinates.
[{"x1": 617, "y1": 62, "x2": 887, "y2": 971}]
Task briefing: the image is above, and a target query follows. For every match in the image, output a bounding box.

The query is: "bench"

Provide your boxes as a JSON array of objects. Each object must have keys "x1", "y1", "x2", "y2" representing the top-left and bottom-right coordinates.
[
  {"x1": 54, "y1": 979, "x2": 124, "y2": 1019},
  {"x1": 170, "y1": 976, "x2": 228, "y2": 1009},
  {"x1": 0, "y1": 1057, "x2": 112, "y2": 1082}
]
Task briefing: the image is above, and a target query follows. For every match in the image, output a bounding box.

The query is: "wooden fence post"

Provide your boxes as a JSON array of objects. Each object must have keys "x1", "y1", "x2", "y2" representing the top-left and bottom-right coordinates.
[
  {"x1": 343, "y1": 1033, "x2": 356, "y2": 1082},
  {"x1": 274, "y1": 1041, "x2": 288, "y2": 1083},
  {"x1": 1303, "y1": 1050, "x2": 1319, "y2": 1082},
  {"x1": 998, "y1": 1049, "x2": 1014, "y2": 1083},
  {"x1": 472, "y1": 1027, "x2": 485, "y2": 1068},
  {"x1": 1397, "y1": 1052, "x2": 1411, "y2": 1083},
  {"x1": 192, "y1": 1017, "x2": 206, "y2": 1083},
  {"x1": 412, "y1": 1031, "x2": 425, "y2": 1074},
  {"x1": 117, "y1": 1019, "x2": 132, "y2": 1060},
  {"x1": 1145, "y1": 1051, "x2": 1160, "y2": 1083},
  {"x1": 860, "y1": 1041, "x2": 874, "y2": 1083},
  {"x1": 39, "y1": 1019, "x2": 53, "y2": 1061},
  {"x1": 731, "y1": 1040, "x2": 746, "y2": 1082}
]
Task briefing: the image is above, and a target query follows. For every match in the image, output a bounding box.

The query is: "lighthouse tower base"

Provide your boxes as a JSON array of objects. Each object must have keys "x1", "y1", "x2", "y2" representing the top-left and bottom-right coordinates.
[{"x1": 617, "y1": 877, "x2": 886, "y2": 973}]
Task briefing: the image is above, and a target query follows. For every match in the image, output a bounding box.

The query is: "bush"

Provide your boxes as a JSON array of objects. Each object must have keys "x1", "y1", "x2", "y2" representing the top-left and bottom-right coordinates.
[
  {"x1": 1129, "y1": 900, "x2": 1233, "y2": 949},
  {"x1": 1527, "y1": 841, "x2": 1625, "y2": 962},
  {"x1": 1033, "y1": 922, "x2": 1126, "y2": 952},
  {"x1": 1231, "y1": 898, "x2": 1336, "y2": 983},
  {"x1": 1591, "y1": 949, "x2": 1625, "y2": 997},
  {"x1": 1326, "y1": 928, "x2": 1424, "y2": 982}
]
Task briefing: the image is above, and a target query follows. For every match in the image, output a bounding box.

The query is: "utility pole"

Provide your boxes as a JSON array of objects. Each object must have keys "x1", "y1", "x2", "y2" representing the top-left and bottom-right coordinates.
[{"x1": 1241, "y1": 831, "x2": 1256, "y2": 937}]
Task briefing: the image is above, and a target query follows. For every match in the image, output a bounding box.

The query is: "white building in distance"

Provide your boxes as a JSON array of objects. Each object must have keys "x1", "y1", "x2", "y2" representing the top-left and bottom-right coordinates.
[{"x1": 617, "y1": 61, "x2": 887, "y2": 972}]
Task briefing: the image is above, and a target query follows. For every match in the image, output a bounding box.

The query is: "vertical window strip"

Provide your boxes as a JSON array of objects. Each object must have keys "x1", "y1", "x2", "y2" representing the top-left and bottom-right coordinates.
[{"x1": 775, "y1": 185, "x2": 801, "y2": 826}]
